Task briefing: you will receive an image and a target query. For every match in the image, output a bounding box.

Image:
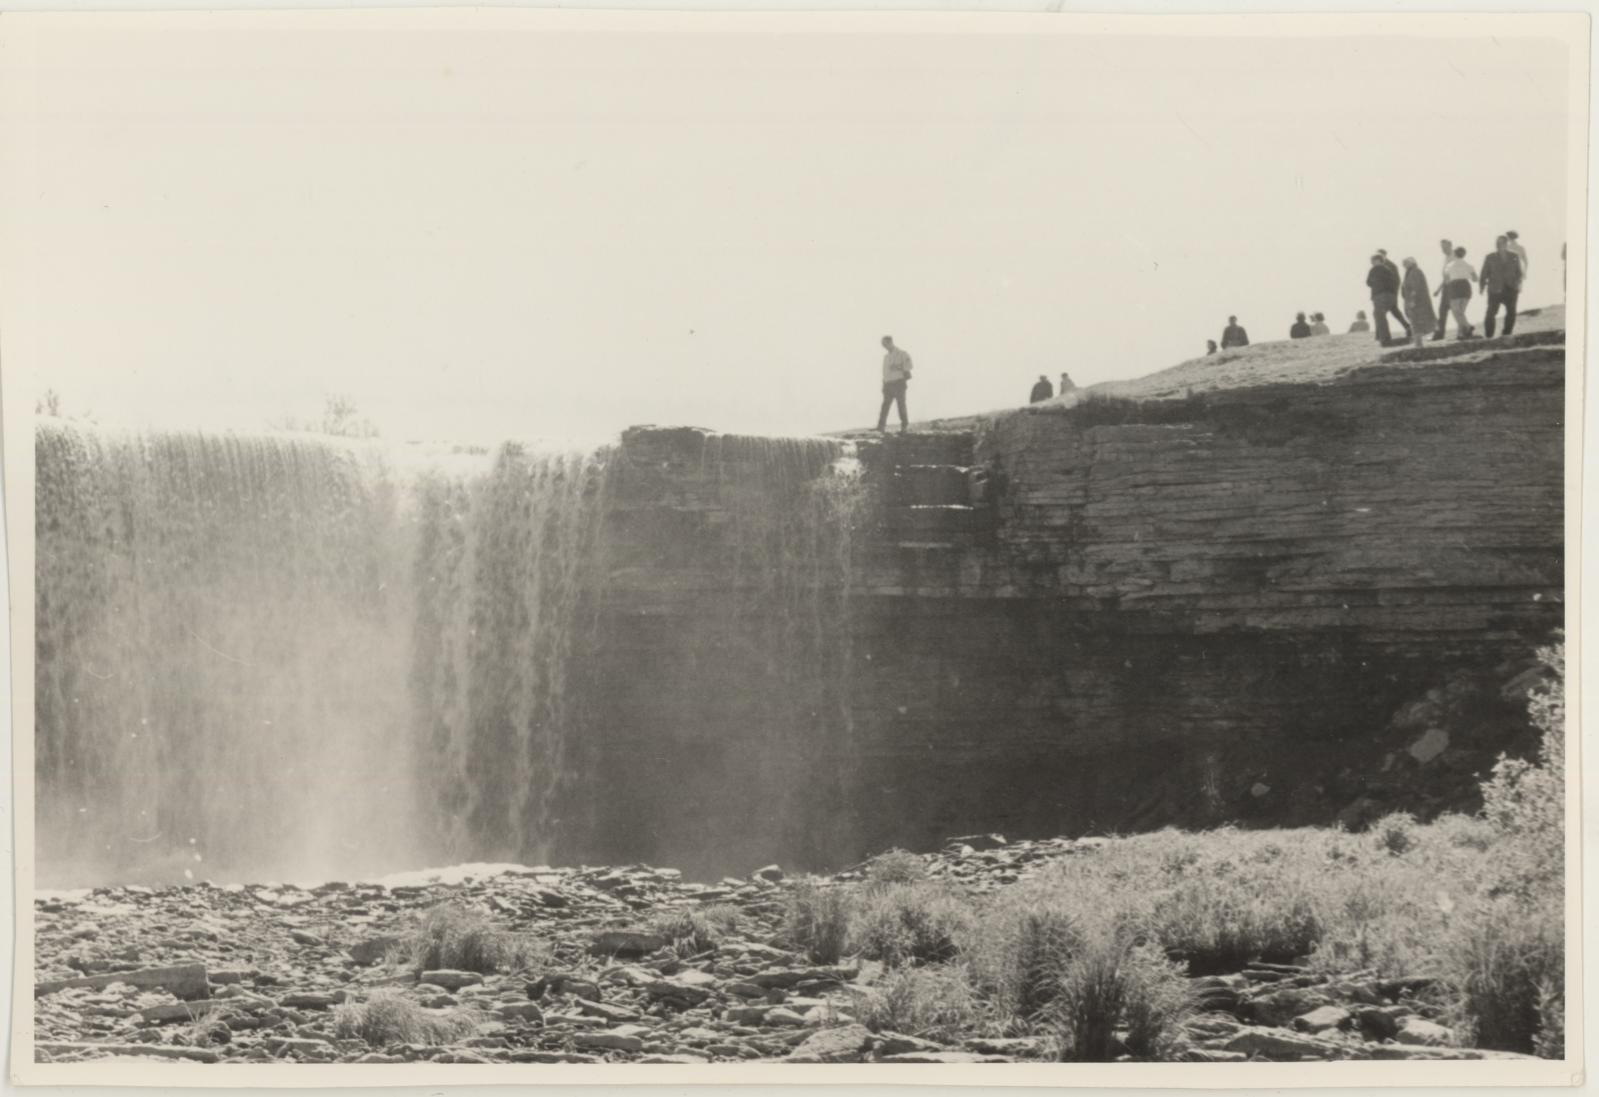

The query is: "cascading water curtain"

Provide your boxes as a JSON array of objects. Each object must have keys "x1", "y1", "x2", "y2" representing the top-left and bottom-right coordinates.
[
  {"x1": 34, "y1": 421, "x2": 416, "y2": 886},
  {"x1": 409, "y1": 442, "x2": 612, "y2": 865},
  {"x1": 701, "y1": 434, "x2": 867, "y2": 867}
]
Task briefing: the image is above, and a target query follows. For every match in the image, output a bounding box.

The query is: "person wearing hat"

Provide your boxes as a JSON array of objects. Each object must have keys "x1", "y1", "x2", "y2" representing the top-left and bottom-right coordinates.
[
  {"x1": 1506, "y1": 231, "x2": 1529, "y2": 280},
  {"x1": 1029, "y1": 375, "x2": 1054, "y2": 404},
  {"x1": 876, "y1": 335, "x2": 913, "y2": 433},
  {"x1": 1366, "y1": 253, "x2": 1410, "y2": 345}
]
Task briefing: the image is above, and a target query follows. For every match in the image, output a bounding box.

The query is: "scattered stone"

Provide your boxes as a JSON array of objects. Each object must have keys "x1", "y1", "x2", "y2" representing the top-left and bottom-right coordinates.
[
  {"x1": 1395, "y1": 1017, "x2": 1454, "y2": 1047},
  {"x1": 1223, "y1": 1028, "x2": 1344, "y2": 1061},
  {"x1": 37, "y1": 1041, "x2": 221, "y2": 1064},
  {"x1": 1292, "y1": 1005, "x2": 1351, "y2": 1034},
  {"x1": 37, "y1": 963, "x2": 209, "y2": 1002},
  {"x1": 787, "y1": 1023, "x2": 874, "y2": 1063},
  {"x1": 573, "y1": 1026, "x2": 648, "y2": 1052},
  {"x1": 418, "y1": 970, "x2": 483, "y2": 991}
]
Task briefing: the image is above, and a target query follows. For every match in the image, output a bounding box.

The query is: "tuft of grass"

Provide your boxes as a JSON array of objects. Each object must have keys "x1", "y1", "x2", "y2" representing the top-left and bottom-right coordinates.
[
  {"x1": 864, "y1": 849, "x2": 928, "y2": 889},
  {"x1": 1049, "y1": 927, "x2": 1193, "y2": 1062},
  {"x1": 400, "y1": 903, "x2": 549, "y2": 976},
  {"x1": 849, "y1": 881, "x2": 974, "y2": 967},
  {"x1": 1373, "y1": 812, "x2": 1419, "y2": 856},
  {"x1": 651, "y1": 904, "x2": 741, "y2": 957},
  {"x1": 783, "y1": 877, "x2": 851, "y2": 964},
  {"x1": 332, "y1": 989, "x2": 478, "y2": 1046},
  {"x1": 857, "y1": 964, "x2": 986, "y2": 1043},
  {"x1": 961, "y1": 902, "x2": 1083, "y2": 1026}
]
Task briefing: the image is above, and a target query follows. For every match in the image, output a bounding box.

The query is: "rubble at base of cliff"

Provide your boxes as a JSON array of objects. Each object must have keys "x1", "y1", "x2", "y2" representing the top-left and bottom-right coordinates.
[{"x1": 33, "y1": 835, "x2": 1533, "y2": 1068}]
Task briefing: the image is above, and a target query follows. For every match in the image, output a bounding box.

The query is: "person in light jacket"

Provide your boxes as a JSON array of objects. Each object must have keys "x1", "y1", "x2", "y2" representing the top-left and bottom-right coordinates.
[
  {"x1": 1400, "y1": 258, "x2": 1436, "y2": 349},
  {"x1": 1442, "y1": 247, "x2": 1478, "y2": 339},
  {"x1": 877, "y1": 335, "x2": 913, "y2": 432}
]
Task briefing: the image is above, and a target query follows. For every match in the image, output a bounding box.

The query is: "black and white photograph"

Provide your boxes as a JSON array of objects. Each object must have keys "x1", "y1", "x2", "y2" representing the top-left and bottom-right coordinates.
[{"x1": 1, "y1": 9, "x2": 1586, "y2": 1086}]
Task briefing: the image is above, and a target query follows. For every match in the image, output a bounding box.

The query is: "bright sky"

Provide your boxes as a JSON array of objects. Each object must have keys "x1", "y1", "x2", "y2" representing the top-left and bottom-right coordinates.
[{"x1": 2, "y1": 16, "x2": 1574, "y2": 445}]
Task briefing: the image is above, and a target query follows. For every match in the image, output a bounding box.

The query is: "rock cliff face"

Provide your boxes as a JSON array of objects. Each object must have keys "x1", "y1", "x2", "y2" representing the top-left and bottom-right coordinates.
[{"x1": 578, "y1": 329, "x2": 1564, "y2": 876}]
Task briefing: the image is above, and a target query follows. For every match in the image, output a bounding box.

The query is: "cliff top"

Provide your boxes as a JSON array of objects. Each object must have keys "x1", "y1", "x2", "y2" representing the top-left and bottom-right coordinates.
[
  {"x1": 836, "y1": 302, "x2": 1565, "y2": 439},
  {"x1": 1082, "y1": 302, "x2": 1566, "y2": 403}
]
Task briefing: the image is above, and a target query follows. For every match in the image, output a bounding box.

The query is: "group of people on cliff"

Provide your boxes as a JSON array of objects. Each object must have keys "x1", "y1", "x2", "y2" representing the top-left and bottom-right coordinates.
[{"x1": 1207, "y1": 230, "x2": 1543, "y2": 356}]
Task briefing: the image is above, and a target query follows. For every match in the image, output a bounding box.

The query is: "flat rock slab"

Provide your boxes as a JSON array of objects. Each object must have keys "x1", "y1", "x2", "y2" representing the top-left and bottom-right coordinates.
[
  {"x1": 418, "y1": 970, "x2": 483, "y2": 991},
  {"x1": 37, "y1": 963, "x2": 209, "y2": 1002},
  {"x1": 787, "y1": 1023, "x2": 874, "y2": 1063}
]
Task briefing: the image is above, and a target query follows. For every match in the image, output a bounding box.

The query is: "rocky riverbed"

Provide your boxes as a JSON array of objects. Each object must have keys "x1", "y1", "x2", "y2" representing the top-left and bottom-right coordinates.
[{"x1": 33, "y1": 835, "x2": 1535, "y2": 1066}]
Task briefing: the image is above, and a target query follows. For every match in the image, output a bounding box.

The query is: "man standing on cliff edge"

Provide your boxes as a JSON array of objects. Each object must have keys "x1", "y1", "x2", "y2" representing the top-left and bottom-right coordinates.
[{"x1": 877, "y1": 335, "x2": 913, "y2": 433}]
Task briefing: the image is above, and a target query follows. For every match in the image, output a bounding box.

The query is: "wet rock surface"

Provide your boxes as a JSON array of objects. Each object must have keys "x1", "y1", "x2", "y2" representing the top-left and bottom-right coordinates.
[{"x1": 33, "y1": 839, "x2": 1524, "y2": 1066}]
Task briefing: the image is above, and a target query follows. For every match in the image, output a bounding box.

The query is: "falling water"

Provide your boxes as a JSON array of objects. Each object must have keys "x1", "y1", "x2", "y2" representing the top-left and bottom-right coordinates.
[
  {"x1": 697, "y1": 434, "x2": 865, "y2": 867},
  {"x1": 34, "y1": 421, "x2": 859, "y2": 884},
  {"x1": 35, "y1": 422, "x2": 416, "y2": 886},
  {"x1": 409, "y1": 442, "x2": 612, "y2": 865}
]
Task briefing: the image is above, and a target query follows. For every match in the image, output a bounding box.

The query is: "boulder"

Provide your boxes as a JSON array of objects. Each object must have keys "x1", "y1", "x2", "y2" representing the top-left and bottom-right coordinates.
[
  {"x1": 1395, "y1": 1017, "x2": 1454, "y2": 1047},
  {"x1": 787, "y1": 1023, "x2": 874, "y2": 1063},
  {"x1": 36, "y1": 963, "x2": 209, "y2": 1002},
  {"x1": 1222, "y1": 1028, "x2": 1343, "y2": 1060},
  {"x1": 1292, "y1": 1005, "x2": 1351, "y2": 1034},
  {"x1": 418, "y1": 970, "x2": 483, "y2": 991}
]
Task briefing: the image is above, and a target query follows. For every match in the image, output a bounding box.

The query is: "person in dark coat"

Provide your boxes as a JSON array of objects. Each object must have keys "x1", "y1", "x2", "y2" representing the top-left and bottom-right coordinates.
[
  {"x1": 1480, "y1": 235, "x2": 1525, "y2": 338},
  {"x1": 1290, "y1": 312, "x2": 1312, "y2": 339},
  {"x1": 1400, "y1": 257, "x2": 1437, "y2": 349},
  {"x1": 1029, "y1": 375, "x2": 1054, "y2": 403},
  {"x1": 1220, "y1": 316, "x2": 1249, "y2": 348},
  {"x1": 1366, "y1": 254, "x2": 1411, "y2": 345}
]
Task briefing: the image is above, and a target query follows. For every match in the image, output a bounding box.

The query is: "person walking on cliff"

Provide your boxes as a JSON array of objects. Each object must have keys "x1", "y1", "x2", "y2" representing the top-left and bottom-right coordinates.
[
  {"x1": 1400, "y1": 257, "x2": 1436, "y2": 349},
  {"x1": 877, "y1": 335, "x2": 913, "y2": 433},
  {"x1": 1029, "y1": 375, "x2": 1053, "y2": 403},
  {"x1": 1443, "y1": 246, "x2": 1478, "y2": 339},
  {"x1": 1348, "y1": 311, "x2": 1370, "y2": 333},
  {"x1": 1366, "y1": 253, "x2": 1411, "y2": 345},
  {"x1": 1220, "y1": 316, "x2": 1249, "y2": 348},
  {"x1": 1506, "y1": 230, "x2": 1529, "y2": 279},
  {"x1": 1432, "y1": 238, "x2": 1456, "y2": 340},
  {"x1": 1290, "y1": 312, "x2": 1312, "y2": 339},
  {"x1": 1480, "y1": 235, "x2": 1524, "y2": 339}
]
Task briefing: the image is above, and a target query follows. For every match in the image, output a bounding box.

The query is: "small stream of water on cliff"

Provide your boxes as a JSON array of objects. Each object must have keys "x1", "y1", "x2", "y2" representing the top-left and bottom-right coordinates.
[{"x1": 35, "y1": 422, "x2": 861, "y2": 886}]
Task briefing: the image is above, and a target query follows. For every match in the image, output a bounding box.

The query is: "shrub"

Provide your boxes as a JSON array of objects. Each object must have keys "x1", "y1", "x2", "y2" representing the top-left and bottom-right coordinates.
[
  {"x1": 1480, "y1": 636, "x2": 1565, "y2": 900},
  {"x1": 783, "y1": 877, "x2": 851, "y2": 964},
  {"x1": 1050, "y1": 928, "x2": 1193, "y2": 1062},
  {"x1": 1148, "y1": 874, "x2": 1321, "y2": 973},
  {"x1": 961, "y1": 901, "x2": 1083, "y2": 1026},
  {"x1": 651, "y1": 904, "x2": 740, "y2": 956},
  {"x1": 865, "y1": 849, "x2": 928, "y2": 889},
  {"x1": 401, "y1": 903, "x2": 548, "y2": 976},
  {"x1": 1443, "y1": 894, "x2": 1563, "y2": 1054},
  {"x1": 849, "y1": 881, "x2": 974, "y2": 967},
  {"x1": 857, "y1": 964, "x2": 985, "y2": 1043},
  {"x1": 332, "y1": 989, "x2": 478, "y2": 1046},
  {"x1": 1373, "y1": 812, "x2": 1419, "y2": 856}
]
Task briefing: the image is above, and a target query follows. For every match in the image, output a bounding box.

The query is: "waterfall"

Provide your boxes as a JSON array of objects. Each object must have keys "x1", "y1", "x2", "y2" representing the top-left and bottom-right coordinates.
[
  {"x1": 35, "y1": 421, "x2": 416, "y2": 886},
  {"x1": 33, "y1": 420, "x2": 859, "y2": 884},
  {"x1": 409, "y1": 442, "x2": 611, "y2": 865}
]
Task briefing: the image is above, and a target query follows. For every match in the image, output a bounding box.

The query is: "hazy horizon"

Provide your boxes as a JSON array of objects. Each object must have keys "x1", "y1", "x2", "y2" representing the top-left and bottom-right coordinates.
[{"x1": 2, "y1": 17, "x2": 1572, "y2": 446}]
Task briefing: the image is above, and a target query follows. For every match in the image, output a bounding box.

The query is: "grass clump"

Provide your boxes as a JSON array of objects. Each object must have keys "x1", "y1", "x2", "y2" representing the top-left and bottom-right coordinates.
[
  {"x1": 401, "y1": 903, "x2": 549, "y2": 976},
  {"x1": 332, "y1": 989, "x2": 478, "y2": 1046},
  {"x1": 849, "y1": 881, "x2": 973, "y2": 967},
  {"x1": 783, "y1": 877, "x2": 851, "y2": 964},
  {"x1": 1049, "y1": 928, "x2": 1193, "y2": 1062},
  {"x1": 864, "y1": 849, "x2": 928, "y2": 889},
  {"x1": 857, "y1": 964, "x2": 986, "y2": 1043},
  {"x1": 651, "y1": 904, "x2": 741, "y2": 956}
]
